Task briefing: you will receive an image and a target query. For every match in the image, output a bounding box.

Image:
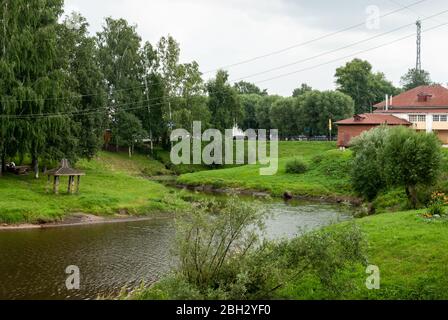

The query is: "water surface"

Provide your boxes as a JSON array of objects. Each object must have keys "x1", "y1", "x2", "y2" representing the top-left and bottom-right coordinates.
[{"x1": 0, "y1": 200, "x2": 352, "y2": 300}]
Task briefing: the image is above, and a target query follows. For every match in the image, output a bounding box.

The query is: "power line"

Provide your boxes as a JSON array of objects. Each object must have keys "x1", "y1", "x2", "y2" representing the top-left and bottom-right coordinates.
[
  {"x1": 232, "y1": 9, "x2": 448, "y2": 82},
  {"x1": 4, "y1": 6, "x2": 446, "y2": 112},
  {"x1": 0, "y1": 0, "x2": 428, "y2": 105},
  {"x1": 1, "y1": 98, "x2": 165, "y2": 119},
  {"x1": 202, "y1": 0, "x2": 429, "y2": 74},
  {"x1": 3, "y1": 18, "x2": 447, "y2": 120},
  {"x1": 254, "y1": 20, "x2": 448, "y2": 84}
]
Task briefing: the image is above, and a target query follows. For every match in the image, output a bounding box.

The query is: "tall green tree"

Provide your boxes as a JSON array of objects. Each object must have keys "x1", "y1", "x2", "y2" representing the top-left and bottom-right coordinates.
[
  {"x1": 255, "y1": 95, "x2": 282, "y2": 131},
  {"x1": 335, "y1": 59, "x2": 398, "y2": 114},
  {"x1": 234, "y1": 81, "x2": 267, "y2": 96},
  {"x1": 370, "y1": 72, "x2": 401, "y2": 104},
  {"x1": 270, "y1": 97, "x2": 302, "y2": 139},
  {"x1": 351, "y1": 126, "x2": 389, "y2": 201},
  {"x1": 61, "y1": 13, "x2": 108, "y2": 160},
  {"x1": 292, "y1": 83, "x2": 312, "y2": 98},
  {"x1": 173, "y1": 61, "x2": 207, "y2": 132},
  {"x1": 301, "y1": 91, "x2": 354, "y2": 137},
  {"x1": 207, "y1": 70, "x2": 241, "y2": 131},
  {"x1": 97, "y1": 17, "x2": 146, "y2": 149},
  {"x1": 351, "y1": 126, "x2": 442, "y2": 208},
  {"x1": 400, "y1": 68, "x2": 432, "y2": 91},
  {"x1": 383, "y1": 127, "x2": 441, "y2": 208},
  {"x1": 140, "y1": 41, "x2": 164, "y2": 151},
  {"x1": 113, "y1": 111, "x2": 147, "y2": 157},
  {"x1": 155, "y1": 36, "x2": 205, "y2": 146},
  {"x1": 239, "y1": 94, "x2": 262, "y2": 131},
  {"x1": 155, "y1": 35, "x2": 181, "y2": 146},
  {"x1": 0, "y1": 0, "x2": 76, "y2": 178}
]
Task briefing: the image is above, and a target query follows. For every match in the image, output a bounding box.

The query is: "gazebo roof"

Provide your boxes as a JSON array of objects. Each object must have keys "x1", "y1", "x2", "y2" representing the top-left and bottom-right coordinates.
[{"x1": 46, "y1": 159, "x2": 85, "y2": 177}]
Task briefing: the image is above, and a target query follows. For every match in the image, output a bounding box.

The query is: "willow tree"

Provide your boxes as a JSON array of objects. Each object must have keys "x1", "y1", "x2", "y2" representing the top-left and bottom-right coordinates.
[
  {"x1": 207, "y1": 70, "x2": 241, "y2": 132},
  {"x1": 97, "y1": 17, "x2": 146, "y2": 152},
  {"x1": 0, "y1": 0, "x2": 75, "y2": 178},
  {"x1": 154, "y1": 36, "x2": 206, "y2": 147},
  {"x1": 61, "y1": 12, "x2": 108, "y2": 160}
]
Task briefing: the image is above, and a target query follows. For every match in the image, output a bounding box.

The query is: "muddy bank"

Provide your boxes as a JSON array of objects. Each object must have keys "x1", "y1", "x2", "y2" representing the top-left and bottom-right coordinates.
[
  {"x1": 175, "y1": 183, "x2": 362, "y2": 206},
  {"x1": 0, "y1": 213, "x2": 173, "y2": 231}
]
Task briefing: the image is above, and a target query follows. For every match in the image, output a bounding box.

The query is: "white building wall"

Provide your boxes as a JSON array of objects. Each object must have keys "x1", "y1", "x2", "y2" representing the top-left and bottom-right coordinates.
[
  {"x1": 427, "y1": 113, "x2": 433, "y2": 133},
  {"x1": 392, "y1": 113, "x2": 409, "y2": 121}
]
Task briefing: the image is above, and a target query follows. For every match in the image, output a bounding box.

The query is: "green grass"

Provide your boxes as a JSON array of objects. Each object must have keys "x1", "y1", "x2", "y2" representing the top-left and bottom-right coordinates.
[
  {"x1": 154, "y1": 148, "x2": 212, "y2": 175},
  {"x1": 178, "y1": 142, "x2": 354, "y2": 198},
  {"x1": 94, "y1": 151, "x2": 172, "y2": 176},
  {"x1": 0, "y1": 151, "x2": 187, "y2": 224},
  {"x1": 277, "y1": 210, "x2": 448, "y2": 300}
]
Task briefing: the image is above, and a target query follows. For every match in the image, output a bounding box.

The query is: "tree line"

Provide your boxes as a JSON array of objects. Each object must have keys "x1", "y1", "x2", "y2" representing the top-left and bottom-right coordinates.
[{"x1": 0, "y1": 0, "x2": 434, "y2": 177}]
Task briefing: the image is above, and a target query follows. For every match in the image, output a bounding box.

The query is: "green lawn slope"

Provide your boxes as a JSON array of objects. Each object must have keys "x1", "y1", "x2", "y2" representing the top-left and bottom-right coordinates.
[
  {"x1": 278, "y1": 210, "x2": 448, "y2": 300},
  {"x1": 178, "y1": 141, "x2": 354, "y2": 198},
  {"x1": 0, "y1": 151, "x2": 186, "y2": 224}
]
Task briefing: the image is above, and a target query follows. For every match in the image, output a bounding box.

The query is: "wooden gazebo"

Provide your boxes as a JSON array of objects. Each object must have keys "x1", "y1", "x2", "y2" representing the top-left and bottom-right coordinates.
[{"x1": 46, "y1": 159, "x2": 85, "y2": 194}]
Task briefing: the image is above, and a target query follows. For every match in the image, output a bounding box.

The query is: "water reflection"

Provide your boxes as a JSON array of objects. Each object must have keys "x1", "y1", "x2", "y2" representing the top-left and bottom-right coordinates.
[{"x1": 0, "y1": 201, "x2": 352, "y2": 300}]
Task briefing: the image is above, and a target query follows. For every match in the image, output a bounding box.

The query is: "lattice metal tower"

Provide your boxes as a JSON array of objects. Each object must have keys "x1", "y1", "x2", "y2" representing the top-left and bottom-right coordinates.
[{"x1": 416, "y1": 20, "x2": 422, "y2": 71}]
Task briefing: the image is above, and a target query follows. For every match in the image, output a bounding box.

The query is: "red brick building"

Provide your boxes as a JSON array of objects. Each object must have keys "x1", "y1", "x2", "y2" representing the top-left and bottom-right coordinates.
[{"x1": 335, "y1": 114, "x2": 411, "y2": 147}]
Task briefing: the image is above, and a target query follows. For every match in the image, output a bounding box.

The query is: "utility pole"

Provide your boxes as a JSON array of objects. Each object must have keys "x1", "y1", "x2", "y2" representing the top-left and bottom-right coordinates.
[
  {"x1": 144, "y1": 76, "x2": 154, "y2": 154},
  {"x1": 328, "y1": 119, "x2": 333, "y2": 142},
  {"x1": 416, "y1": 20, "x2": 422, "y2": 72}
]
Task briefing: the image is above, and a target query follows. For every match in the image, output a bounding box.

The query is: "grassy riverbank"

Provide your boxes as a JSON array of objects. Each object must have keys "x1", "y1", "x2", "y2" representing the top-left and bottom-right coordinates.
[
  {"x1": 0, "y1": 152, "x2": 186, "y2": 224},
  {"x1": 279, "y1": 209, "x2": 448, "y2": 300},
  {"x1": 178, "y1": 141, "x2": 355, "y2": 198},
  {"x1": 130, "y1": 208, "x2": 448, "y2": 300}
]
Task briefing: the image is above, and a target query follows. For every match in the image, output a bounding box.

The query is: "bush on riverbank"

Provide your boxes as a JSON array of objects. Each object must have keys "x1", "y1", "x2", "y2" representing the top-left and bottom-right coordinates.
[
  {"x1": 285, "y1": 158, "x2": 308, "y2": 174},
  {"x1": 351, "y1": 126, "x2": 442, "y2": 208},
  {"x1": 130, "y1": 196, "x2": 367, "y2": 300}
]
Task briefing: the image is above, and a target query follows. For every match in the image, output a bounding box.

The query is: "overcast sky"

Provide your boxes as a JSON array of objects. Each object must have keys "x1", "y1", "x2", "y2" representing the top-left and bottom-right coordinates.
[{"x1": 64, "y1": 0, "x2": 448, "y2": 96}]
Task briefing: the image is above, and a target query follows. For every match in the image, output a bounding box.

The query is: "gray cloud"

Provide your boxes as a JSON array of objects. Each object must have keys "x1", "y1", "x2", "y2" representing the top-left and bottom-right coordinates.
[{"x1": 64, "y1": 0, "x2": 448, "y2": 96}]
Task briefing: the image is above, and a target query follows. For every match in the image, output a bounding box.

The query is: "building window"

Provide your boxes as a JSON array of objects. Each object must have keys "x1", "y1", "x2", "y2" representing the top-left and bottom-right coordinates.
[
  {"x1": 432, "y1": 115, "x2": 447, "y2": 122},
  {"x1": 418, "y1": 115, "x2": 426, "y2": 122},
  {"x1": 409, "y1": 115, "x2": 426, "y2": 123}
]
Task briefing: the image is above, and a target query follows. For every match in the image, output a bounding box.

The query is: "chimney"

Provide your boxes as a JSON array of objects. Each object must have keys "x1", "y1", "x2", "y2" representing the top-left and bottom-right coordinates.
[
  {"x1": 390, "y1": 95, "x2": 393, "y2": 107},
  {"x1": 385, "y1": 94, "x2": 389, "y2": 111}
]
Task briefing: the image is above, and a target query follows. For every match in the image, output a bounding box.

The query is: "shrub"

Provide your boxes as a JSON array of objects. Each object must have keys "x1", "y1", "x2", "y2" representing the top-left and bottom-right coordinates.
[
  {"x1": 129, "y1": 196, "x2": 367, "y2": 300},
  {"x1": 312, "y1": 154, "x2": 323, "y2": 165},
  {"x1": 428, "y1": 203, "x2": 445, "y2": 217},
  {"x1": 383, "y1": 127, "x2": 442, "y2": 208},
  {"x1": 285, "y1": 158, "x2": 308, "y2": 174},
  {"x1": 351, "y1": 126, "x2": 442, "y2": 208},
  {"x1": 271, "y1": 223, "x2": 367, "y2": 296},
  {"x1": 350, "y1": 126, "x2": 388, "y2": 201},
  {"x1": 427, "y1": 192, "x2": 448, "y2": 216}
]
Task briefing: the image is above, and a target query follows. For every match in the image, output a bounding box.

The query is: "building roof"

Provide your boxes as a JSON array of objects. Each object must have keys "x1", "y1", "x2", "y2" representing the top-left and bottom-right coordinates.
[
  {"x1": 374, "y1": 85, "x2": 448, "y2": 111},
  {"x1": 46, "y1": 159, "x2": 85, "y2": 177},
  {"x1": 335, "y1": 114, "x2": 411, "y2": 125},
  {"x1": 374, "y1": 108, "x2": 448, "y2": 114}
]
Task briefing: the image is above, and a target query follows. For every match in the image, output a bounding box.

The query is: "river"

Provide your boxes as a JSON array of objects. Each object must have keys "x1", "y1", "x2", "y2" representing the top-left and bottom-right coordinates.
[{"x1": 0, "y1": 199, "x2": 353, "y2": 300}]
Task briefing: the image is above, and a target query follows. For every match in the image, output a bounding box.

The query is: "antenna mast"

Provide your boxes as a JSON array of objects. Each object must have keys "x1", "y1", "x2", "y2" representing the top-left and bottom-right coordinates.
[{"x1": 416, "y1": 20, "x2": 422, "y2": 71}]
